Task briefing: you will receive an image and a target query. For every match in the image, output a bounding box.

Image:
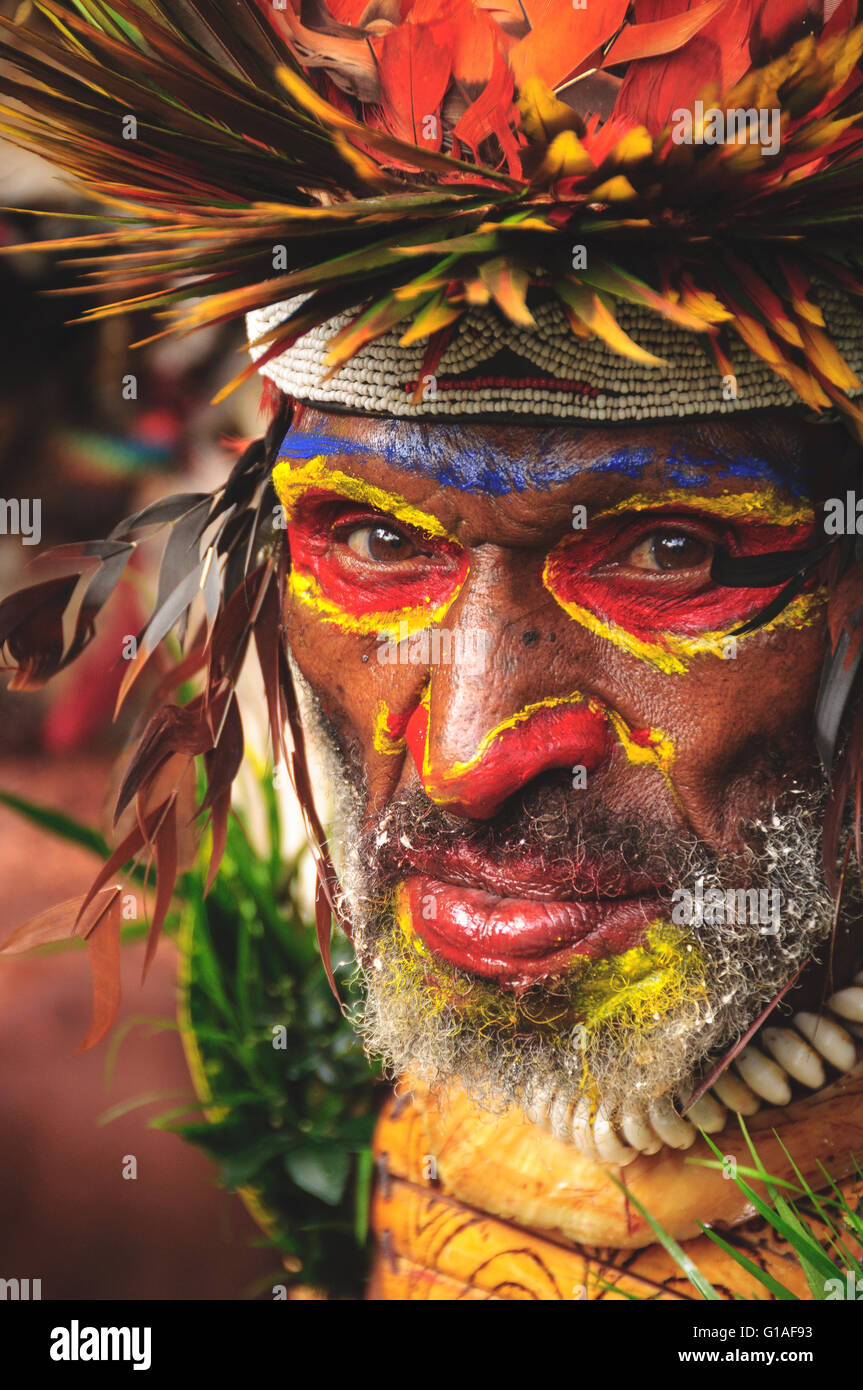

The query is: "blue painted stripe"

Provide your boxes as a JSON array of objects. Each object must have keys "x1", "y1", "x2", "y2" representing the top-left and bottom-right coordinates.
[{"x1": 277, "y1": 424, "x2": 808, "y2": 497}]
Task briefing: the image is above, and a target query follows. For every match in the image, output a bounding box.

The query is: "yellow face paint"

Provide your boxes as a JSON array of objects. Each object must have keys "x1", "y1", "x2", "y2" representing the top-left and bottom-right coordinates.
[
  {"x1": 404, "y1": 686, "x2": 679, "y2": 813},
  {"x1": 373, "y1": 699, "x2": 408, "y2": 756},
  {"x1": 417, "y1": 690, "x2": 605, "y2": 786},
  {"x1": 605, "y1": 710, "x2": 681, "y2": 808},
  {"x1": 386, "y1": 900, "x2": 707, "y2": 1099},
  {"x1": 272, "y1": 454, "x2": 455, "y2": 540},
  {"x1": 594, "y1": 487, "x2": 814, "y2": 528},
  {"x1": 288, "y1": 568, "x2": 464, "y2": 639},
  {"x1": 544, "y1": 485, "x2": 822, "y2": 674},
  {"x1": 565, "y1": 921, "x2": 705, "y2": 1031},
  {"x1": 276, "y1": 454, "x2": 466, "y2": 638},
  {"x1": 543, "y1": 582, "x2": 825, "y2": 675}
]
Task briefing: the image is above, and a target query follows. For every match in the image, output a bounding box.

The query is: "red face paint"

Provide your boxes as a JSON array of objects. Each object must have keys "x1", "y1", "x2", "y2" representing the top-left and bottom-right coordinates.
[
  {"x1": 287, "y1": 490, "x2": 467, "y2": 627},
  {"x1": 545, "y1": 502, "x2": 815, "y2": 643},
  {"x1": 402, "y1": 694, "x2": 673, "y2": 819}
]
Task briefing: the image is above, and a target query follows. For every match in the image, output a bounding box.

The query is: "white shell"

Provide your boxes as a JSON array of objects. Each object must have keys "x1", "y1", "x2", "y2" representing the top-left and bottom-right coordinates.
[
  {"x1": 548, "y1": 1090, "x2": 576, "y2": 1143},
  {"x1": 647, "y1": 1098, "x2": 696, "y2": 1150},
  {"x1": 735, "y1": 1045, "x2": 793, "y2": 1106},
  {"x1": 592, "y1": 1109, "x2": 638, "y2": 1167},
  {"x1": 571, "y1": 1097, "x2": 601, "y2": 1162},
  {"x1": 793, "y1": 1012, "x2": 857, "y2": 1073},
  {"x1": 685, "y1": 1092, "x2": 727, "y2": 1134},
  {"x1": 827, "y1": 987, "x2": 863, "y2": 1024},
  {"x1": 521, "y1": 1080, "x2": 555, "y2": 1128},
  {"x1": 711, "y1": 1070, "x2": 761, "y2": 1115},
  {"x1": 761, "y1": 1026, "x2": 825, "y2": 1091},
  {"x1": 620, "y1": 1103, "x2": 663, "y2": 1155}
]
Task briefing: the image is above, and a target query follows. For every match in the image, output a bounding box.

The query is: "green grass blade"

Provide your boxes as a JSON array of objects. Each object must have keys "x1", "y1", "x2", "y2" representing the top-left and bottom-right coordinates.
[
  {"x1": 608, "y1": 1175, "x2": 720, "y2": 1301},
  {"x1": 696, "y1": 1224, "x2": 799, "y2": 1300}
]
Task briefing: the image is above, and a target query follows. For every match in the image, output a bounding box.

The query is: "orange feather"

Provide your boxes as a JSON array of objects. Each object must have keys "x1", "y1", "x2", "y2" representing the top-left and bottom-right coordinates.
[
  {"x1": 374, "y1": 19, "x2": 455, "y2": 146},
  {"x1": 511, "y1": 0, "x2": 630, "y2": 92}
]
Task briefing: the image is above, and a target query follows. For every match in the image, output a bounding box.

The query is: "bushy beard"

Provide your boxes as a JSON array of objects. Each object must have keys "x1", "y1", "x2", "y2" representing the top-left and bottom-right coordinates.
[
  {"x1": 347, "y1": 787, "x2": 834, "y2": 1127},
  {"x1": 293, "y1": 667, "x2": 836, "y2": 1127}
]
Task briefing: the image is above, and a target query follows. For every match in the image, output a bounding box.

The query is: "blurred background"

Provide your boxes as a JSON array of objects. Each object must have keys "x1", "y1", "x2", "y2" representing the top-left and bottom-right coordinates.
[{"x1": 0, "y1": 1, "x2": 284, "y2": 1297}]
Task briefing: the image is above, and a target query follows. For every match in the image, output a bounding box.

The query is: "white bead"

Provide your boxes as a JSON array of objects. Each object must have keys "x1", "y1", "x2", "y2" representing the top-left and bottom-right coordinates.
[
  {"x1": 711, "y1": 1071, "x2": 761, "y2": 1115},
  {"x1": 571, "y1": 1097, "x2": 601, "y2": 1161},
  {"x1": 735, "y1": 1045, "x2": 792, "y2": 1106},
  {"x1": 761, "y1": 1026, "x2": 825, "y2": 1090},
  {"x1": 620, "y1": 1103, "x2": 662, "y2": 1155},
  {"x1": 794, "y1": 1012, "x2": 857, "y2": 1073},
  {"x1": 548, "y1": 1089, "x2": 575, "y2": 1141},
  {"x1": 521, "y1": 1080, "x2": 555, "y2": 1128},
  {"x1": 685, "y1": 1092, "x2": 727, "y2": 1134},
  {"x1": 591, "y1": 1108, "x2": 639, "y2": 1167},
  {"x1": 648, "y1": 1098, "x2": 696, "y2": 1150},
  {"x1": 827, "y1": 987, "x2": 863, "y2": 1024}
]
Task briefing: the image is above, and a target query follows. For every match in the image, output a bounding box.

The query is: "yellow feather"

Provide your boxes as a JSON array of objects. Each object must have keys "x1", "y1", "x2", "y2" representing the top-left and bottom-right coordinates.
[
  {"x1": 534, "y1": 130, "x2": 594, "y2": 183},
  {"x1": 557, "y1": 279, "x2": 668, "y2": 365},
  {"x1": 799, "y1": 322, "x2": 862, "y2": 392}
]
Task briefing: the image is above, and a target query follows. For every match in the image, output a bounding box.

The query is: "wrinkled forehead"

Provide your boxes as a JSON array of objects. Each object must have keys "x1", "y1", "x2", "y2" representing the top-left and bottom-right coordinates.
[{"x1": 277, "y1": 408, "x2": 842, "y2": 505}]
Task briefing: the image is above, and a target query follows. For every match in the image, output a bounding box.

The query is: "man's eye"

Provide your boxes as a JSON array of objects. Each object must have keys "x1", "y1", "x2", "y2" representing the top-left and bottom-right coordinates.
[
  {"x1": 345, "y1": 522, "x2": 419, "y2": 563},
  {"x1": 627, "y1": 530, "x2": 712, "y2": 572}
]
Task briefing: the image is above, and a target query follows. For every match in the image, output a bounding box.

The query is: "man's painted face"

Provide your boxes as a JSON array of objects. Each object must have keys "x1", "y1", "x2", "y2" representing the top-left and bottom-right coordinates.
[{"x1": 275, "y1": 406, "x2": 851, "y2": 1137}]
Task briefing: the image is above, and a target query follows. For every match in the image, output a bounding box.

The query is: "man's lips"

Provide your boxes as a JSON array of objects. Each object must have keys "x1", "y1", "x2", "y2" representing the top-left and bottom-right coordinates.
[
  {"x1": 402, "y1": 873, "x2": 665, "y2": 986},
  {"x1": 390, "y1": 839, "x2": 664, "y2": 900}
]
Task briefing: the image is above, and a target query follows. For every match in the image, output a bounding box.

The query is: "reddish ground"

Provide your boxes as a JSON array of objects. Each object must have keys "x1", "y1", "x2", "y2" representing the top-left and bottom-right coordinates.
[{"x1": 0, "y1": 757, "x2": 277, "y2": 1300}]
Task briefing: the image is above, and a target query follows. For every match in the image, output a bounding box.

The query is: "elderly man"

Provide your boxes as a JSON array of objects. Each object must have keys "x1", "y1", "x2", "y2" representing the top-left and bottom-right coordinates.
[
  {"x1": 3, "y1": 0, "x2": 863, "y2": 1299},
  {"x1": 256, "y1": 345, "x2": 863, "y2": 1298}
]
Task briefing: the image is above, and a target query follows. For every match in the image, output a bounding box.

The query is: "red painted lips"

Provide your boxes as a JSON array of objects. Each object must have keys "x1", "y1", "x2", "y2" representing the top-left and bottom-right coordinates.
[{"x1": 403, "y1": 873, "x2": 663, "y2": 986}]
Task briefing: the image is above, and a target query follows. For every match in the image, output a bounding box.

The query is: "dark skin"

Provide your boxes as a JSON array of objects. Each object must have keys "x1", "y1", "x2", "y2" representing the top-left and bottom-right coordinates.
[{"x1": 281, "y1": 405, "x2": 863, "y2": 1003}]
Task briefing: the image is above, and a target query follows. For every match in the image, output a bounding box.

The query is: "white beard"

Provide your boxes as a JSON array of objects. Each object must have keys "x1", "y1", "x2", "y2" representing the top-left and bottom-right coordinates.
[{"x1": 290, "y1": 661, "x2": 836, "y2": 1127}]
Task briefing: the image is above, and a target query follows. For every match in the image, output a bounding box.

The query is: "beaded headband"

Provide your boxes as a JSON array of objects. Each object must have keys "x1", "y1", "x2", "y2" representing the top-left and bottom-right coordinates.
[{"x1": 248, "y1": 286, "x2": 863, "y2": 423}]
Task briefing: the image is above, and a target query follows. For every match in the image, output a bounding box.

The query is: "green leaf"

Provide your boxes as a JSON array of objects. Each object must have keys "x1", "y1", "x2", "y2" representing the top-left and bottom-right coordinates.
[
  {"x1": 285, "y1": 1146, "x2": 350, "y2": 1207},
  {"x1": 0, "y1": 788, "x2": 109, "y2": 857},
  {"x1": 354, "y1": 1147, "x2": 373, "y2": 1246},
  {"x1": 699, "y1": 1126, "x2": 841, "y2": 1287}
]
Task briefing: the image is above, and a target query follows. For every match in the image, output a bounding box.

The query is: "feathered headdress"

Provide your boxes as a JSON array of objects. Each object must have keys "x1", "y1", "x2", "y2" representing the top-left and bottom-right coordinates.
[{"x1": 3, "y1": 0, "x2": 863, "y2": 1042}]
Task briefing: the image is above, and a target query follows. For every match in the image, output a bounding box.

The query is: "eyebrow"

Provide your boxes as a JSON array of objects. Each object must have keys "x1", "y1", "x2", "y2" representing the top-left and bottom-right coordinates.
[
  {"x1": 271, "y1": 456, "x2": 455, "y2": 540},
  {"x1": 592, "y1": 486, "x2": 813, "y2": 527},
  {"x1": 277, "y1": 424, "x2": 809, "y2": 498}
]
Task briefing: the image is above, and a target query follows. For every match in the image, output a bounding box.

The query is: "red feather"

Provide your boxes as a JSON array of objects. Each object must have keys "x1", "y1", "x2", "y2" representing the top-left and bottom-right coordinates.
[
  {"x1": 374, "y1": 18, "x2": 455, "y2": 147},
  {"x1": 755, "y1": 0, "x2": 815, "y2": 53},
  {"x1": 454, "y1": 44, "x2": 520, "y2": 171},
  {"x1": 603, "y1": 0, "x2": 729, "y2": 66},
  {"x1": 614, "y1": 0, "x2": 756, "y2": 131}
]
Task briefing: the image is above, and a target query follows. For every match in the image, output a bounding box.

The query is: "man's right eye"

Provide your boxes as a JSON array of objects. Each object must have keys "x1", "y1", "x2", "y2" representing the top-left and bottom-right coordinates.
[{"x1": 344, "y1": 522, "x2": 420, "y2": 563}]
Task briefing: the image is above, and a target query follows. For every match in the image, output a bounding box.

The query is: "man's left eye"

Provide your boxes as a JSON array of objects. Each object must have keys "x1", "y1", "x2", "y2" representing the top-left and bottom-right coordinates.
[
  {"x1": 345, "y1": 522, "x2": 420, "y2": 563},
  {"x1": 626, "y1": 530, "x2": 712, "y2": 573}
]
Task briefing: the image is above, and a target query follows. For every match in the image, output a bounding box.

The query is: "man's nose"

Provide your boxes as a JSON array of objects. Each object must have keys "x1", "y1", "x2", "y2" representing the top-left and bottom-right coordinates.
[{"x1": 403, "y1": 550, "x2": 611, "y2": 819}]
